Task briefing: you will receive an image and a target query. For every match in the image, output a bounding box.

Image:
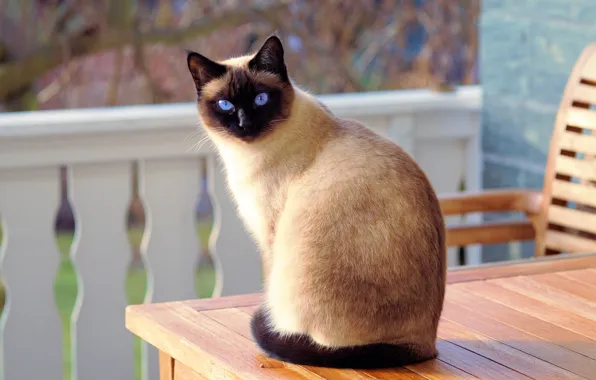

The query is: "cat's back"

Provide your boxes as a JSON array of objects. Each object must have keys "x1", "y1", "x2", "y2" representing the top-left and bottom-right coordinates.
[{"x1": 300, "y1": 116, "x2": 436, "y2": 203}]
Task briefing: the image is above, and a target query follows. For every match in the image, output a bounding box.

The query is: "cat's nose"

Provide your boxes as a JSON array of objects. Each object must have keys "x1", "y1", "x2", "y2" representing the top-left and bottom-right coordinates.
[{"x1": 237, "y1": 109, "x2": 252, "y2": 128}]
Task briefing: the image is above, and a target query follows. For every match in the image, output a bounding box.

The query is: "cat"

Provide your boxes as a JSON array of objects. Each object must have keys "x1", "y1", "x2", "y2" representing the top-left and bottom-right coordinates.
[{"x1": 186, "y1": 35, "x2": 446, "y2": 369}]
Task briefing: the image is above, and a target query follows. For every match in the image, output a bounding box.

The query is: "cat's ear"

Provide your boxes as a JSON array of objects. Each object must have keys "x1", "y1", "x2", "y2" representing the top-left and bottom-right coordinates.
[
  {"x1": 248, "y1": 35, "x2": 289, "y2": 82},
  {"x1": 186, "y1": 51, "x2": 227, "y2": 93}
]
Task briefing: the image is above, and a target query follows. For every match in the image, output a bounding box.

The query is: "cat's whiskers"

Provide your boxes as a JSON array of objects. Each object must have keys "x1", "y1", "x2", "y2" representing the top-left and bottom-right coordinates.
[
  {"x1": 188, "y1": 134, "x2": 213, "y2": 153},
  {"x1": 184, "y1": 129, "x2": 203, "y2": 141}
]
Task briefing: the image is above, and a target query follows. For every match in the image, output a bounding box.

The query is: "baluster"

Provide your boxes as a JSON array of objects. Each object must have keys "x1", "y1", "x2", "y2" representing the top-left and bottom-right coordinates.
[
  {"x1": 0, "y1": 167, "x2": 62, "y2": 380},
  {"x1": 463, "y1": 112, "x2": 482, "y2": 265},
  {"x1": 207, "y1": 155, "x2": 262, "y2": 297},
  {"x1": 68, "y1": 162, "x2": 134, "y2": 380},
  {"x1": 138, "y1": 157, "x2": 200, "y2": 380}
]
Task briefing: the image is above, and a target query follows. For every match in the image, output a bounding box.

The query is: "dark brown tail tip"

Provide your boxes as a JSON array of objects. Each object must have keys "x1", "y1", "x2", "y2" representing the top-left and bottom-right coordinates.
[{"x1": 250, "y1": 307, "x2": 435, "y2": 369}]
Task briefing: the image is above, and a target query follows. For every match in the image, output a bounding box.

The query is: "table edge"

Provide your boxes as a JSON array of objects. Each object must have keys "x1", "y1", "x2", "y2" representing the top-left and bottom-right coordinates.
[
  {"x1": 125, "y1": 292, "x2": 262, "y2": 316},
  {"x1": 125, "y1": 252, "x2": 596, "y2": 317},
  {"x1": 446, "y1": 251, "x2": 596, "y2": 284}
]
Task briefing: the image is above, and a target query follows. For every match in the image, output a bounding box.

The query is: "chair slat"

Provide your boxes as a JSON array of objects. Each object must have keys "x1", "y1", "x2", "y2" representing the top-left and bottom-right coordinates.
[
  {"x1": 554, "y1": 155, "x2": 596, "y2": 182},
  {"x1": 551, "y1": 180, "x2": 596, "y2": 208},
  {"x1": 558, "y1": 130, "x2": 596, "y2": 155},
  {"x1": 548, "y1": 204, "x2": 596, "y2": 235},
  {"x1": 579, "y1": 53, "x2": 596, "y2": 82},
  {"x1": 572, "y1": 82, "x2": 596, "y2": 105},
  {"x1": 566, "y1": 107, "x2": 596, "y2": 130},
  {"x1": 544, "y1": 230, "x2": 596, "y2": 253}
]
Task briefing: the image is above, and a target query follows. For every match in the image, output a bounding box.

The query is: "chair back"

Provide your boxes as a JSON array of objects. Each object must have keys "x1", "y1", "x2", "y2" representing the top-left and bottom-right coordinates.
[{"x1": 537, "y1": 43, "x2": 596, "y2": 255}]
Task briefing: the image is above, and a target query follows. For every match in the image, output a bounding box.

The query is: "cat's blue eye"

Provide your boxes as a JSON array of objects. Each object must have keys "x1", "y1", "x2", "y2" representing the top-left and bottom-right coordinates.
[
  {"x1": 254, "y1": 92, "x2": 269, "y2": 106},
  {"x1": 217, "y1": 99, "x2": 234, "y2": 111}
]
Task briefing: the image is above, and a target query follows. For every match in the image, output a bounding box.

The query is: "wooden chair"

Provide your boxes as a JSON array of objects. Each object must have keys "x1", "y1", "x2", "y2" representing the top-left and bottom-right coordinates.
[{"x1": 440, "y1": 43, "x2": 596, "y2": 257}]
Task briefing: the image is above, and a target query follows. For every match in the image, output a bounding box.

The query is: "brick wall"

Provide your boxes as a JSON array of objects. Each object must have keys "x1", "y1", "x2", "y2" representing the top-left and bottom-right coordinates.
[{"x1": 480, "y1": 0, "x2": 596, "y2": 262}]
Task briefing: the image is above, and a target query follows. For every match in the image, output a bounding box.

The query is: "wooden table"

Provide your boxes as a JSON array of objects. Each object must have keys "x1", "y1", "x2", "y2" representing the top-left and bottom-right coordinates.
[{"x1": 126, "y1": 253, "x2": 596, "y2": 379}]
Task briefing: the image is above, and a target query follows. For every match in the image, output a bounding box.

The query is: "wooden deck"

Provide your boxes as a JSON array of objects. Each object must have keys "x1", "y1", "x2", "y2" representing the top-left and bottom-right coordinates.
[{"x1": 126, "y1": 253, "x2": 596, "y2": 379}]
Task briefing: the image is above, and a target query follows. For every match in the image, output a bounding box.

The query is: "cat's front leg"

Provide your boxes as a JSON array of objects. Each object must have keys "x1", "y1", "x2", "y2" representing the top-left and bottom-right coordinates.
[
  {"x1": 260, "y1": 247, "x2": 273, "y2": 283},
  {"x1": 264, "y1": 260, "x2": 305, "y2": 335}
]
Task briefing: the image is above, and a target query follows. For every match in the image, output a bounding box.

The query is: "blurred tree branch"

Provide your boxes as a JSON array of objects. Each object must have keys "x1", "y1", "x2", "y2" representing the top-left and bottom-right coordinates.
[
  {"x1": 0, "y1": 0, "x2": 291, "y2": 105},
  {"x1": 262, "y1": 10, "x2": 366, "y2": 92},
  {"x1": 37, "y1": 60, "x2": 79, "y2": 104},
  {"x1": 133, "y1": 37, "x2": 169, "y2": 104},
  {"x1": 105, "y1": 48, "x2": 123, "y2": 106}
]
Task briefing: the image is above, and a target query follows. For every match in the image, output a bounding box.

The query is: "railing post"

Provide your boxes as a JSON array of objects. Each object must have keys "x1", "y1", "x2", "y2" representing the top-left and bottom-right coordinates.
[
  {"x1": 0, "y1": 167, "x2": 63, "y2": 380},
  {"x1": 68, "y1": 162, "x2": 134, "y2": 380},
  {"x1": 138, "y1": 157, "x2": 201, "y2": 380}
]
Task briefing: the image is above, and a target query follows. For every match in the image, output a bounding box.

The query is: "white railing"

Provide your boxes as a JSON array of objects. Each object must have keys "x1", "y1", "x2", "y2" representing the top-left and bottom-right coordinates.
[{"x1": 0, "y1": 86, "x2": 482, "y2": 380}]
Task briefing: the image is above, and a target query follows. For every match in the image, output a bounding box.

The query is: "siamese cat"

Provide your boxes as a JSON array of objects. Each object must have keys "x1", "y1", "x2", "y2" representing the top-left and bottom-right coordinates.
[{"x1": 186, "y1": 36, "x2": 446, "y2": 369}]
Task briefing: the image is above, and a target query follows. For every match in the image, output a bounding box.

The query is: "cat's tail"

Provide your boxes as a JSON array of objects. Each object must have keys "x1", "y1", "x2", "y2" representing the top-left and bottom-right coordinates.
[{"x1": 250, "y1": 307, "x2": 436, "y2": 369}]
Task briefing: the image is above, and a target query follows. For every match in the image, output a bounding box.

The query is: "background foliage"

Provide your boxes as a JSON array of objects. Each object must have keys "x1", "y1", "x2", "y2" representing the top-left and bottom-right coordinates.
[{"x1": 0, "y1": 0, "x2": 479, "y2": 112}]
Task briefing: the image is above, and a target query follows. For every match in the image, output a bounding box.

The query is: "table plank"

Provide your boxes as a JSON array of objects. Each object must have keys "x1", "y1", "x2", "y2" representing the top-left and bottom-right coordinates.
[
  {"x1": 455, "y1": 281, "x2": 596, "y2": 340},
  {"x1": 438, "y1": 319, "x2": 582, "y2": 379},
  {"x1": 560, "y1": 268, "x2": 596, "y2": 287},
  {"x1": 490, "y1": 275, "x2": 596, "y2": 320},
  {"x1": 446, "y1": 287, "x2": 596, "y2": 359},
  {"x1": 405, "y1": 360, "x2": 477, "y2": 380},
  {"x1": 299, "y1": 367, "x2": 372, "y2": 380},
  {"x1": 202, "y1": 308, "x2": 326, "y2": 379},
  {"x1": 126, "y1": 302, "x2": 306, "y2": 379},
  {"x1": 434, "y1": 340, "x2": 529, "y2": 379},
  {"x1": 529, "y1": 272, "x2": 596, "y2": 301},
  {"x1": 357, "y1": 368, "x2": 425, "y2": 379},
  {"x1": 238, "y1": 305, "x2": 259, "y2": 314},
  {"x1": 184, "y1": 293, "x2": 262, "y2": 311},
  {"x1": 201, "y1": 308, "x2": 256, "y2": 340},
  {"x1": 442, "y1": 299, "x2": 596, "y2": 379}
]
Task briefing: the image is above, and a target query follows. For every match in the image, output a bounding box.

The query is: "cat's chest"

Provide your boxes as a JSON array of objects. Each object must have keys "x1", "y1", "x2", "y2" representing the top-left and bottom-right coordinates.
[
  {"x1": 227, "y1": 178, "x2": 280, "y2": 247},
  {"x1": 233, "y1": 185, "x2": 268, "y2": 226},
  {"x1": 218, "y1": 148, "x2": 286, "y2": 247}
]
